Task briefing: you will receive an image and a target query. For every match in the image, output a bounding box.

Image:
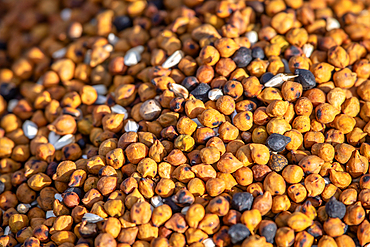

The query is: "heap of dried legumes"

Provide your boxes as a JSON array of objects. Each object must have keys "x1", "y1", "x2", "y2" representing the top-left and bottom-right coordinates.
[{"x1": 2, "y1": 0, "x2": 370, "y2": 246}]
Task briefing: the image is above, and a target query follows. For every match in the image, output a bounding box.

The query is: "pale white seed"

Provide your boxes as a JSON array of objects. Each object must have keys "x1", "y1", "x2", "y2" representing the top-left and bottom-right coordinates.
[
  {"x1": 111, "y1": 105, "x2": 128, "y2": 119},
  {"x1": 7, "y1": 99, "x2": 18, "y2": 112},
  {"x1": 52, "y1": 47, "x2": 67, "y2": 59},
  {"x1": 162, "y1": 50, "x2": 184, "y2": 69},
  {"x1": 84, "y1": 49, "x2": 92, "y2": 64},
  {"x1": 360, "y1": 9, "x2": 370, "y2": 16},
  {"x1": 324, "y1": 177, "x2": 331, "y2": 185},
  {"x1": 17, "y1": 204, "x2": 31, "y2": 214},
  {"x1": 326, "y1": 17, "x2": 340, "y2": 31},
  {"x1": 231, "y1": 110, "x2": 237, "y2": 124},
  {"x1": 108, "y1": 33, "x2": 119, "y2": 45},
  {"x1": 281, "y1": 58, "x2": 291, "y2": 73},
  {"x1": 150, "y1": 196, "x2": 163, "y2": 208},
  {"x1": 23, "y1": 120, "x2": 38, "y2": 140},
  {"x1": 245, "y1": 31, "x2": 258, "y2": 45},
  {"x1": 124, "y1": 51, "x2": 140, "y2": 66},
  {"x1": 213, "y1": 127, "x2": 219, "y2": 136},
  {"x1": 124, "y1": 46, "x2": 145, "y2": 66},
  {"x1": 82, "y1": 213, "x2": 104, "y2": 223},
  {"x1": 54, "y1": 134, "x2": 75, "y2": 150},
  {"x1": 181, "y1": 206, "x2": 189, "y2": 215},
  {"x1": 4, "y1": 226, "x2": 10, "y2": 235},
  {"x1": 103, "y1": 44, "x2": 113, "y2": 53},
  {"x1": 208, "y1": 88, "x2": 223, "y2": 101},
  {"x1": 264, "y1": 74, "x2": 298, "y2": 88},
  {"x1": 130, "y1": 45, "x2": 145, "y2": 54},
  {"x1": 63, "y1": 108, "x2": 80, "y2": 119},
  {"x1": 31, "y1": 200, "x2": 38, "y2": 206},
  {"x1": 302, "y1": 43, "x2": 314, "y2": 58},
  {"x1": 82, "y1": 154, "x2": 88, "y2": 159},
  {"x1": 36, "y1": 76, "x2": 43, "y2": 85},
  {"x1": 76, "y1": 108, "x2": 83, "y2": 120},
  {"x1": 139, "y1": 99, "x2": 162, "y2": 120},
  {"x1": 353, "y1": 177, "x2": 361, "y2": 183},
  {"x1": 68, "y1": 22, "x2": 83, "y2": 39},
  {"x1": 124, "y1": 120, "x2": 140, "y2": 133},
  {"x1": 54, "y1": 193, "x2": 63, "y2": 202},
  {"x1": 92, "y1": 85, "x2": 108, "y2": 95},
  {"x1": 203, "y1": 238, "x2": 216, "y2": 247},
  {"x1": 89, "y1": 18, "x2": 97, "y2": 25},
  {"x1": 314, "y1": 196, "x2": 321, "y2": 202},
  {"x1": 60, "y1": 8, "x2": 72, "y2": 21},
  {"x1": 48, "y1": 131, "x2": 61, "y2": 145},
  {"x1": 46, "y1": 210, "x2": 56, "y2": 219},
  {"x1": 95, "y1": 95, "x2": 107, "y2": 105},
  {"x1": 169, "y1": 83, "x2": 189, "y2": 99},
  {"x1": 191, "y1": 118, "x2": 203, "y2": 127}
]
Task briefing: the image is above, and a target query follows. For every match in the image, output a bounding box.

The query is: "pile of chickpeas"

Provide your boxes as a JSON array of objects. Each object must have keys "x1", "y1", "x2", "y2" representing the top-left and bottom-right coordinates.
[{"x1": 2, "y1": 0, "x2": 370, "y2": 246}]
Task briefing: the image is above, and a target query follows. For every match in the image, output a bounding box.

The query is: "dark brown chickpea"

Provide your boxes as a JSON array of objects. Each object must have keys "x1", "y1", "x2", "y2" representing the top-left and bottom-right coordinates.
[
  {"x1": 216, "y1": 95, "x2": 235, "y2": 116},
  {"x1": 196, "y1": 65, "x2": 214, "y2": 84},
  {"x1": 131, "y1": 201, "x2": 151, "y2": 225},
  {"x1": 327, "y1": 46, "x2": 349, "y2": 68},
  {"x1": 48, "y1": 115, "x2": 77, "y2": 135},
  {"x1": 199, "y1": 45, "x2": 220, "y2": 66},
  {"x1": 241, "y1": 76, "x2": 264, "y2": 98},
  {"x1": 155, "y1": 178, "x2": 175, "y2": 198},
  {"x1": 275, "y1": 227, "x2": 295, "y2": 247},
  {"x1": 252, "y1": 191, "x2": 272, "y2": 216},
  {"x1": 281, "y1": 81, "x2": 303, "y2": 102},
  {"x1": 263, "y1": 172, "x2": 286, "y2": 196},
  {"x1": 165, "y1": 213, "x2": 188, "y2": 233},
  {"x1": 303, "y1": 131, "x2": 325, "y2": 149},
  {"x1": 323, "y1": 218, "x2": 346, "y2": 238},
  {"x1": 198, "y1": 108, "x2": 225, "y2": 128},
  {"x1": 353, "y1": 59, "x2": 370, "y2": 78},
  {"x1": 303, "y1": 88, "x2": 326, "y2": 107},
  {"x1": 288, "y1": 55, "x2": 310, "y2": 72},
  {"x1": 184, "y1": 99, "x2": 205, "y2": 119},
  {"x1": 233, "y1": 111, "x2": 253, "y2": 131},
  {"x1": 222, "y1": 80, "x2": 243, "y2": 100},
  {"x1": 214, "y1": 38, "x2": 239, "y2": 58},
  {"x1": 247, "y1": 59, "x2": 269, "y2": 77},
  {"x1": 294, "y1": 97, "x2": 313, "y2": 116}
]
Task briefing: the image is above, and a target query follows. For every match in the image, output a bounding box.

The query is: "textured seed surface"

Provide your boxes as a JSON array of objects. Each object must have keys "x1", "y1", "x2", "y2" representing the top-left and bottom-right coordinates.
[{"x1": 1, "y1": 1, "x2": 370, "y2": 246}]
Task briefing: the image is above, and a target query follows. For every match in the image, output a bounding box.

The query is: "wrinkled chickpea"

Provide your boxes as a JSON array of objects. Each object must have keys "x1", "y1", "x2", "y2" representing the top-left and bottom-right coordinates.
[{"x1": 1, "y1": 1, "x2": 370, "y2": 246}]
